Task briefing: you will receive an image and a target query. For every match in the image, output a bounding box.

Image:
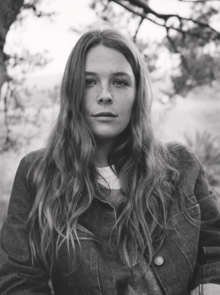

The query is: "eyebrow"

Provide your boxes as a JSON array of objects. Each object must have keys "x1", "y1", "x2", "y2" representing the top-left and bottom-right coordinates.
[{"x1": 85, "y1": 71, "x2": 132, "y2": 79}]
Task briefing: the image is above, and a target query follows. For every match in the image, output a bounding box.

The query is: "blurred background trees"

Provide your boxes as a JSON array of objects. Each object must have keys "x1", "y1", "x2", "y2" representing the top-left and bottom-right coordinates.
[
  {"x1": 0, "y1": 0, "x2": 55, "y2": 226},
  {"x1": 0, "y1": 0, "x2": 53, "y2": 151},
  {"x1": 0, "y1": 0, "x2": 24, "y2": 92},
  {"x1": 0, "y1": 0, "x2": 220, "y2": 228},
  {"x1": 0, "y1": 0, "x2": 53, "y2": 90}
]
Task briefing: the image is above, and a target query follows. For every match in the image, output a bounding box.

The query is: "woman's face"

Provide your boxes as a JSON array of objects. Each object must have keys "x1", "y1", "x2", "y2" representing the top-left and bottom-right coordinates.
[{"x1": 83, "y1": 45, "x2": 136, "y2": 145}]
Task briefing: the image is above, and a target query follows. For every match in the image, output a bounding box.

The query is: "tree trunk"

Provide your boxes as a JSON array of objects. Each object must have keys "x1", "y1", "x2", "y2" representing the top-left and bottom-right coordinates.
[
  {"x1": 0, "y1": 0, "x2": 25, "y2": 93},
  {"x1": 0, "y1": 51, "x2": 6, "y2": 93}
]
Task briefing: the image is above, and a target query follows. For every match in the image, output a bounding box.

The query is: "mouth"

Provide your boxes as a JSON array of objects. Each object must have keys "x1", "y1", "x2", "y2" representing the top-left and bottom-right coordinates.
[{"x1": 93, "y1": 112, "x2": 117, "y2": 117}]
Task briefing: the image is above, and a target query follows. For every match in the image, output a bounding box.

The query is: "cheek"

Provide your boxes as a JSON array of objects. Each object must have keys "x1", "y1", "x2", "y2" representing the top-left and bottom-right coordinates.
[
  {"x1": 84, "y1": 98, "x2": 90, "y2": 114},
  {"x1": 127, "y1": 95, "x2": 136, "y2": 122},
  {"x1": 84, "y1": 92, "x2": 93, "y2": 113},
  {"x1": 126, "y1": 106, "x2": 134, "y2": 123},
  {"x1": 118, "y1": 100, "x2": 135, "y2": 128},
  {"x1": 121, "y1": 93, "x2": 135, "y2": 117},
  {"x1": 84, "y1": 88, "x2": 99, "y2": 110}
]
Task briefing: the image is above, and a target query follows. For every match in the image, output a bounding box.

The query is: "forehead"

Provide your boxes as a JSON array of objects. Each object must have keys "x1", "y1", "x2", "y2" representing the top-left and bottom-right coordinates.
[{"x1": 85, "y1": 45, "x2": 133, "y2": 74}]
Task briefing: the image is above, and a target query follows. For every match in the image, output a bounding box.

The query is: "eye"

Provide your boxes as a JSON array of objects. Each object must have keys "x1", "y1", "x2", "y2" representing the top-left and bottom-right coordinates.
[
  {"x1": 85, "y1": 78, "x2": 96, "y2": 87},
  {"x1": 113, "y1": 79, "x2": 129, "y2": 87}
]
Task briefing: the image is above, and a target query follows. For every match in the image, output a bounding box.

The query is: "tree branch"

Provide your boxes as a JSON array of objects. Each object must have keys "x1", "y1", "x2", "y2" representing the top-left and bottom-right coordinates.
[
  {"x1": 166, "y1": 28, "x2": 189, "y2": 71},
  {"x1": 133, "y1": 17, "x2": 144, "y2": 42},
  {"x1": 110, "y1": 0, "x2": 216, "y2": 40},
  {"x1": 110, "y1": 1, "x2": 182, "y2": 32},
  {"x1": 177, "y1": 0, "x2": 220, "y2": 2},
  {"x1": 22, "y1": 3, "x2": 55, "y2": 18},
  {"x1": 111, "y1": 0, "x2": 220, "y2": 39},
  {"x1": 3, "y1": 82, "x2": 10, "y2": 145}
]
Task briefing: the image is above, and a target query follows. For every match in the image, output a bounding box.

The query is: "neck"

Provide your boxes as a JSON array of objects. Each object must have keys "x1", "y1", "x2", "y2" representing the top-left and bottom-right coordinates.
[{"x1": 95, "y1": 138, "x2": 115, "y2": 167}]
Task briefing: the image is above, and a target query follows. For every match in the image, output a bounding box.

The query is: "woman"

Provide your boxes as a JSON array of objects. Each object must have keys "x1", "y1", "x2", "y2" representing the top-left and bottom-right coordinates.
[{"x1": 0, "y1": 26, "x2": 220, "y2": 295}]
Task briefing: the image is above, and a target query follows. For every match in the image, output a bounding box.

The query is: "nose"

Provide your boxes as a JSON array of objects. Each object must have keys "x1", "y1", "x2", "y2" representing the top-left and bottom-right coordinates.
[{"x1": 97, "y1": 87, "x2": 113, "y2": 104}]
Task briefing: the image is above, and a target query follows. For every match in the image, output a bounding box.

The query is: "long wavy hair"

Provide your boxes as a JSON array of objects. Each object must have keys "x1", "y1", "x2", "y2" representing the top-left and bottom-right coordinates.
[{"x1": 27, "y1": 26, "x2": 180, "y2": 272}]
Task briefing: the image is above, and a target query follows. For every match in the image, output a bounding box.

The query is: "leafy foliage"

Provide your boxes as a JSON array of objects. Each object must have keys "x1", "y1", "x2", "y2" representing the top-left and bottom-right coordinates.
[
  {"x1": 165, "y1": 2, "x2": 220, "y2": 96},
  {"x1": 0, "y1": 0, "x2": 53, "y2": 150},
  {"x1": 1, "y1": 49, "x2": 51, "y2": 151},
  {"x1": 91, "y1": 0, "x2": 220, "y2": 97},
  {"x1": 171, "y1": 50, "x2": 220, "y2": 96}
]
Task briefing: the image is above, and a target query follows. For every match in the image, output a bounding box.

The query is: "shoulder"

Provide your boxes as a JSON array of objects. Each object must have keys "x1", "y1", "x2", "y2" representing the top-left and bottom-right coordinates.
[
  {"x1": 166, "y1": 141, "x2": 201, "y2": 167},
  {"x1": 166, "y1": 141, "x2": 196, "y2": 160},
  {"x1": 20, "y1": 148, "x2": 46, "y2": 168},
  {"x1": 165, "y1": 141, "x2": 202, "y2": 180},
  {"x1": 11, "y1": 149, "x2": 47, "y2": 197},
  {"x1": 8, "y1": 149, "x2": 46, "y2": 201},
  {"x1": 15, "y1": 148, "x2": 46, "y2": 182}
]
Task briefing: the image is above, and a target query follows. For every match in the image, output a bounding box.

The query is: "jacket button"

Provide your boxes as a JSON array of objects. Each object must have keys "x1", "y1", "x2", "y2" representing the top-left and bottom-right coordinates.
[{"x1": 154, "y1": 256, "x2": 164, "y2": 266}]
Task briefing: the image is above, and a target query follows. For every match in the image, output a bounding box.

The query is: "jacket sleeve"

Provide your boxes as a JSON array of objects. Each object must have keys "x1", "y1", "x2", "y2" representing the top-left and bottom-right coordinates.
[
  {"x1": 0, "y1": 156, "x2": 51, "y2": 294},
  {"x1": 190, "y1": 167, "x2": 220, "y2": 291}
]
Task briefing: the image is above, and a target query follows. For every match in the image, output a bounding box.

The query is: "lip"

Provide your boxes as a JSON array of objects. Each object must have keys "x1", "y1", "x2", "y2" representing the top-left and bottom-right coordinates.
[{"x1": 93, "y1": 112, "x2": 117, "y2": 117}]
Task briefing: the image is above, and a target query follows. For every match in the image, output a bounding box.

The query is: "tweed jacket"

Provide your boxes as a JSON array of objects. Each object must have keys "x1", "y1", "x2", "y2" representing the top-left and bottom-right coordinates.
[{"x1": 0, "y1": 143, "x2": 220, "y2": 295}]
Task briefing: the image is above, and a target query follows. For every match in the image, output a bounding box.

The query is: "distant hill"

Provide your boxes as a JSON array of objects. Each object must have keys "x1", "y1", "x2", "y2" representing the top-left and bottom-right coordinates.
[
  {"x1": 25, "y1": 73, "x2": 62, "y2": 89},
  {"x1": 153, "y1": 82, "x2": 220, "y2": 144}
]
